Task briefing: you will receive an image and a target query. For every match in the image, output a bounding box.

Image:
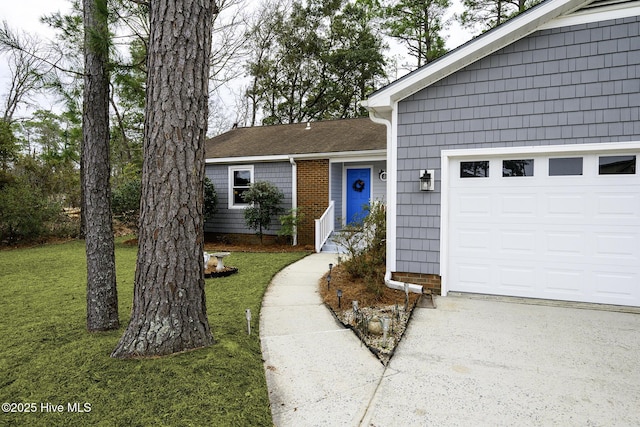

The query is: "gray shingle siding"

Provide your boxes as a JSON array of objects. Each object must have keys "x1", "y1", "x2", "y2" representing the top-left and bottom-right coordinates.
[
  {"x1": 205, "y1": 162, "x2": 293, "y2": 235},
  {"x1": 395, "y1": 16, "x2": 640, "y2": 276}
]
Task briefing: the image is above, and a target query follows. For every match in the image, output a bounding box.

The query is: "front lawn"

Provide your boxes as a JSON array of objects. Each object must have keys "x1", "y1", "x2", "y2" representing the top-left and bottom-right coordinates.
[{"x1": 0, "y1": 239, "x2": 308, "y2": 426}]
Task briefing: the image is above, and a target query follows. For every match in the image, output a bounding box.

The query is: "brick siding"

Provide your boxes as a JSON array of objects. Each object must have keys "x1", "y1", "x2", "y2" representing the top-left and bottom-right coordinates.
[
  {"x1": 297, "y1": 159, "x2": 329, "y2": 246},
  {"x1": 392, "y1": 272, "x2": 442, "y2": 294}
]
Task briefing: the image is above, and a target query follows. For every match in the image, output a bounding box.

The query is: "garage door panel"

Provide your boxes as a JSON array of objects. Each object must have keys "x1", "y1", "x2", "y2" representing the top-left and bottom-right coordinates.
[
  {"x1": 544, "y1": 269, "x2": 585, "y2": 295},
  {"x1": 595, "y1": 193, "x2": 639, "y2": 218},
  {"x1": 447, "y1": 150, "x2": 640, "y2": 307},
  {"x1": 545, "y1": 193, "x2": 586, "y2": 216},
  {"x1": 595, "y1": 232, "x2": 639, "y2": 259},
  {"x1": 455, "y1": 263, "x2": 492, "y2": 291},
  {"x1": 498, "y1": 266, "x2": 536, "y2": 292},
  {"x1": 545, "y1": 231, "x2": 585, "y2": 256},
  {"x1": 500, "y1": 230, "x2": 536, "y2": 254},
  {"x1": 594, "y1": 271, "x2": 638, "y2": 302},
  {"x1": 453, "y1": 228, "x2": 492, "y2": 251},
  {"x1": 454, "y1": 194, "x2": 492, "y2": 217},
  {"x1": 500, "y1": 194, "x2": 538, "y2": 217}
]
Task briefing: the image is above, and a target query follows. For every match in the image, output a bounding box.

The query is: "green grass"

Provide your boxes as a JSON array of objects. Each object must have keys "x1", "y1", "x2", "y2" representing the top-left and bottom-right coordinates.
[{"x1": 0, "y1": 239, "x2": 308, "y2": 426}]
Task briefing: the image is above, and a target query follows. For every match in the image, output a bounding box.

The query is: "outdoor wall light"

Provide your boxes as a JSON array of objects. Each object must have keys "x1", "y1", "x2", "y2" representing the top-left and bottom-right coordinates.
[{"x1": 419, "y1": 169, "x2": 435, "y2": 191}]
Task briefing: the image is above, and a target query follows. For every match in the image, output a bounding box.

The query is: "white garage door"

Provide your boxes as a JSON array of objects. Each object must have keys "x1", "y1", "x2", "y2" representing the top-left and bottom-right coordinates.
[{"x1": 445, "y1": 146, "x2": 640, "y2": 307}]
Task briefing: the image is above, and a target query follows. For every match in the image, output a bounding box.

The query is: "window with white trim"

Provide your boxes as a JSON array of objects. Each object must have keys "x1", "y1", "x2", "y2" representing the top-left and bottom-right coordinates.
[{"x1": 229, "y1": 165, "x2": 254, "y2": 208}]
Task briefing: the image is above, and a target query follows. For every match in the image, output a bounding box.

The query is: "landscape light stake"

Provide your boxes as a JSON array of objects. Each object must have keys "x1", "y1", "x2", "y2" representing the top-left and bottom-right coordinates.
[
  {"x1": 382, "y1": 317, "x2": 390, "y2": 348},
  {"x1": 337, "y1": 289, "x2": 343, "y2": 308},
  {"x1": 245, "y1": 309, "x2": 252, "y2": 336},
  {"x1": 404, "y1": 283, "x2": 409, "y2": 312}
]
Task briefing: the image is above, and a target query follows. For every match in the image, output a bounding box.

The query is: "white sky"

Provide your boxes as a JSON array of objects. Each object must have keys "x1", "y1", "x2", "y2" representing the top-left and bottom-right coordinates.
[
  {"x1": 0, "y1": 0, "x2": 71, "y2": 114},
  {"x1": 0, "y1": 0, "x2": 473, "y2": 119}
]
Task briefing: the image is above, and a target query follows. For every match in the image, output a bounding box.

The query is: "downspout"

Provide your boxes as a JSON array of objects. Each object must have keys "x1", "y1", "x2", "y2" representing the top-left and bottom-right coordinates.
[
  {"x1": 367, "y1": 107, "x2": 423, "y2": 295},
  {"x1": 289, "y1": 156, "x2": 298, "y2": 246}
]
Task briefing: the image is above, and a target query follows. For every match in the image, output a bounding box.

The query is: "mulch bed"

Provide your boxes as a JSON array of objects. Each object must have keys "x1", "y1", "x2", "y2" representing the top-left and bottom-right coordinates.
[{"x1": 319, "y1": 264, "x2": 422, "y2": 365}]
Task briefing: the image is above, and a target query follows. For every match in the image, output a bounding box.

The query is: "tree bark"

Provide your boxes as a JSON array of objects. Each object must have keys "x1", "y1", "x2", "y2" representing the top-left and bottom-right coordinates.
[
  {"x1": 83, "y1": 0, "x2": 119, "y2": 331},
  {"x1": 111, "y1": 0, "x2": 215, "y2": 358}
]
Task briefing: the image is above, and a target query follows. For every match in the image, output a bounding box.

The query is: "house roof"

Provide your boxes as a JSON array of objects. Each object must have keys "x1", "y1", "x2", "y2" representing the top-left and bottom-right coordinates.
[
  {"x1": 362, "y1": 0, "x2": 640, "y2": 118},
  {"x1": 204, "y1": 118, "x2": 386, "y2": 161}
]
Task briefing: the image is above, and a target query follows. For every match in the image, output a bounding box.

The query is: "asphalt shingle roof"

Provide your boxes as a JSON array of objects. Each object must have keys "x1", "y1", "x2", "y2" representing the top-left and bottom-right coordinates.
[{"x1": 204, "y1": 118, "x2": 385, "y2": 159}]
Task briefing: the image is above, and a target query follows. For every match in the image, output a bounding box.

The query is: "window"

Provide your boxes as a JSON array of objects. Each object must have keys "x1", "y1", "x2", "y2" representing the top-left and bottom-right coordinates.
[
  {"x1": 460, "y1": 161, "x2": 489, "y2": 178},
  {"x1": 599, "y1": 155, "x2": 636, "y2": 175},
  {"x1": 549, "y1": 157, "x2": 583, "y2": 176},
  {"x1": 503, "y1": 159, "x2": 534, "y2": 177},
  {"x1": 229, "y1": 165, "x2": 254, "y2": 208}
]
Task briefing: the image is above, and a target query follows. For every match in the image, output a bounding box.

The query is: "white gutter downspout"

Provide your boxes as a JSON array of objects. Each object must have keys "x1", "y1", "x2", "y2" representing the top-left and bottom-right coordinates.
[
  {"x1": 366, "y1": 107, "x2": 423, "y2": 295},
  {"x1": 289, "y1": 157, "x2": 298, "y2": 246}
]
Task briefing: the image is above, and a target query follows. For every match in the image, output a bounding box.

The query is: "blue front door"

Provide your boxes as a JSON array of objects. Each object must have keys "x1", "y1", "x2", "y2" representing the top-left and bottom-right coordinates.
[{"x1": 346, "y1": 168, "x2": 371, "y2": 225}]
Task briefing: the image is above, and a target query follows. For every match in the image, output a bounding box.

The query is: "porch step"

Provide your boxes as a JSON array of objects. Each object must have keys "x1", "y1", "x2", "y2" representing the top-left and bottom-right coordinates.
[
  {"x1": 320, "y1": 232, "x2": 347, "y2": 254},
  {"x1": 320, "y1": 231, "x2": 366, "y2": 254}
]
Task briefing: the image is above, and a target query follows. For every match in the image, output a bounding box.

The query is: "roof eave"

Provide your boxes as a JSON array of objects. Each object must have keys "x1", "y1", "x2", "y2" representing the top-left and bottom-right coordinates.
[{"x1": 205, "y1": 149, "x2": 387, "y2": 164}]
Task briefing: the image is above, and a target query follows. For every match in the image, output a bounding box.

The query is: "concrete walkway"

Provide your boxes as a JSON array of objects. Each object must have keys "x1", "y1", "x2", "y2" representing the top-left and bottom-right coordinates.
[{"x1": 260, "y1": 253, "x2": 640, "y2": 426}]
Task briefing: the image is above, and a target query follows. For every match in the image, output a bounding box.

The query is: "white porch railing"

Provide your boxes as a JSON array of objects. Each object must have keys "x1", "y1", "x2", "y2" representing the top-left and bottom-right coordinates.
[{"x1": 314, "y1": 200, "x2": 335, "y2": 253}]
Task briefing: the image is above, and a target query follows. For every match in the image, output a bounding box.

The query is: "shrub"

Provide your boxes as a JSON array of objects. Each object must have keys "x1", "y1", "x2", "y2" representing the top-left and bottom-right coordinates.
[
  {"x1": 0, "y1": 180, "x2": 63, "y2": 244},
  {"x1": 204, "y1": 177, "x2": 218, "y2": 222},
  {"x1": 278, "y1": 207, "x2": 304, "y2": 245},
  {"x1": 242, "y1": 181, "x2": 284, "y2": 243},
  {"x1": 111, "y1": 177, "x2": 141, "y2": 228},
  {"x1": 334, "y1": 200, "x2": 386, "y2": 298}
]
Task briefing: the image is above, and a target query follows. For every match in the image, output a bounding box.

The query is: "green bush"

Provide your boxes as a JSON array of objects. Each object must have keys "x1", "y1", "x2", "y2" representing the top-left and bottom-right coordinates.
[
  {"x1": 111, "y1": 177, "x2": 141, "y2": 228},
  {"x1": 334, "y1": 200, "x2": 386, "y2": 298},
  {"x1": 278, "y1": 207, "x2": 304, "y2": 244},
  {"x1": 0, "y1": 180, "x2": 63, "y2": 244},
  {"x1": 204, "y1": 177, "x2": 218, "y2": 221},
  {"x1": 242, "y1": 181, "x2": 284, "y2": 243},
  {"x1": 112, "y1": 177, "x2": 219, "y2": 229}
]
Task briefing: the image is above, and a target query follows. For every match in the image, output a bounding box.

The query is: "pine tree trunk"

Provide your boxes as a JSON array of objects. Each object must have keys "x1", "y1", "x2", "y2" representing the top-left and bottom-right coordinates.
[
  {"x1": 111, "y1": 0, "x2": 215, "y2": 358},
  {"x1": 83, "y1": 0, "x2": 119, "y2": 332}
]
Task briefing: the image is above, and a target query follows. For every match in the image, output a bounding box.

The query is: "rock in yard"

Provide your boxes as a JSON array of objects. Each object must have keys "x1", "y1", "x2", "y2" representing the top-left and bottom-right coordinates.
[{"x1": 368, "y1": 316, "x2": 383, "y2": 335}]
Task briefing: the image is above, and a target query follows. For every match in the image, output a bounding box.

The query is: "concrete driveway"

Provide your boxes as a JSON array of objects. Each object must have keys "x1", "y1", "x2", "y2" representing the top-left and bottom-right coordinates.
[
  {"x1": 261, "y1": 254, "x2": 640, "y2": 426},
  {"x1": 362, "y1": 295, "x2": 640, "y2": 426}
]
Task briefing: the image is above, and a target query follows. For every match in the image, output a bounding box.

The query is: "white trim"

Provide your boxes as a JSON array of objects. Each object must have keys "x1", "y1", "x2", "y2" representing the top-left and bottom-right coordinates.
[
  {"x1": 388, "y1": 107, "x2": 399, "y2": 272},
  {"x1": 439, "y1": 140, "x2": 640, "y2": 297},
  {"x1": 228, "y1": 165, "x2": 254, "y2": 210},
  {"x1": 208, "y1": 155, "x2": 288, "y2": 164},
  {"x1": 328, "y1": 153, "x2": 386, "y2": 164},
  {"x1": 541, "y1": 1, "x2": 640, "y2": 30},
  {"x1": 206, "y1": 149, "x2": 386, "y2": 165},
  {"x1": 289, "y1": 157, "x2": 298, "y2": 246},
  {"x1": 441, "y1": 141, "x2": 640, "y2": 159},
  {"x1": 440, "y1": 149, "x2": 451, "y2": 297},
  {"x1": 368, "y1": 106, "x2": 399, "y2": 272}
]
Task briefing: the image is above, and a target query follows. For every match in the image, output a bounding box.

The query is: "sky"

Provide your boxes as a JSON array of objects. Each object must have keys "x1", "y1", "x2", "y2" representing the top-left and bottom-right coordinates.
[
  {"x1": 0, "y1": 0, "x2": 72, "y2": 115},
  {"x1": 0, "y1": 0, "x2": 474, "y2": 119}
]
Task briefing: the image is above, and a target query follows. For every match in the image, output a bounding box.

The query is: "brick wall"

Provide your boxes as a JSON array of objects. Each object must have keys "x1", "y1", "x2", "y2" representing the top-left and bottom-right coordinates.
[
  {"x1": 297, "y1": 159, "x2": 329, "y2": 246},
  {"x1": 392, "y1": 272, "x2": 441, "y2": 295}
]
